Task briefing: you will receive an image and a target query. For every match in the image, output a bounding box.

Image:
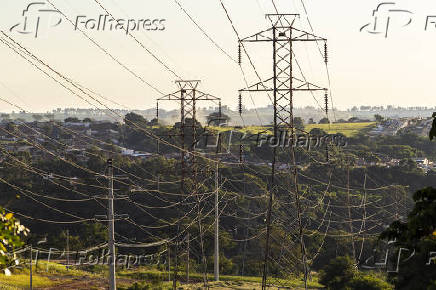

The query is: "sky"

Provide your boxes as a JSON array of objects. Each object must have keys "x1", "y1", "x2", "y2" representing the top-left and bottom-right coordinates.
[{"x1": 0, "y1": 0, "x2": 435, "y2": 113}]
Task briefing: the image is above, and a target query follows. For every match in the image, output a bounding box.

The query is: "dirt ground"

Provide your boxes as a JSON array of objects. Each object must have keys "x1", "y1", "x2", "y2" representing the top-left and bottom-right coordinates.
[{"x1": 35, "y1": 276, "x2": 135, "y2": 290}]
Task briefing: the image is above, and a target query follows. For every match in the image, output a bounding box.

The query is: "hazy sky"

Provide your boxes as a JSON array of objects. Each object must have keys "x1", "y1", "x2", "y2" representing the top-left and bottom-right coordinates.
[{"x1": 0, "y1": 0, "x2": 435, "y2": 113}]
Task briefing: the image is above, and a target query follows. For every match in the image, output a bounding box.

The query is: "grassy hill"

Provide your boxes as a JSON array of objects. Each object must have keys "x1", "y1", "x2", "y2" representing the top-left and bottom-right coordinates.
[
  {"x1": 208, "y1": 122, "x2": 375, "y2": 138},
  {"x1": 305, "y1": 122, "x2": 376, "y2": 137}
]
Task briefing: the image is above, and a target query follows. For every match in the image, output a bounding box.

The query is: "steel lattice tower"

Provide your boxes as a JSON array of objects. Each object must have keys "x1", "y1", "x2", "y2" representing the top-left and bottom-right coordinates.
[
  {"x1": 157, "y1": 80, "x2": 221, "y2": 287},
  {"x1": 158, "y1": 80, "x2": 221, "y2": 190},
  {"x1": 239, "y1": 14, "x2": 328, "y2": 289}
]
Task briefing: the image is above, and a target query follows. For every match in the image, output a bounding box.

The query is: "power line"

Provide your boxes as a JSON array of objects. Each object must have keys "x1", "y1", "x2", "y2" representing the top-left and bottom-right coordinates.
[
  {"x1": 172, "y1": 0, "x2": 237, "y2": 64},
  {"x1": 44, "y1": 0, "x2": 166, "y2": 95},
  {"x1": 90, "y1": 0, "x2": 182, "y2": 79}
]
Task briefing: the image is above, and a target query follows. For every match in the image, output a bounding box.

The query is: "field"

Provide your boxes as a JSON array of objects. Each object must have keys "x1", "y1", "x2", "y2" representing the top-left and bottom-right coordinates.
[
  {"x1": 208, "y1": 122, "x2": 376, "y2": 138},
  {"x1": 305, "y1": 122, "x2": 376, "y2": 137},
  {"x1": 0, "y1": 262, "x2": 322, "y2": 289}
]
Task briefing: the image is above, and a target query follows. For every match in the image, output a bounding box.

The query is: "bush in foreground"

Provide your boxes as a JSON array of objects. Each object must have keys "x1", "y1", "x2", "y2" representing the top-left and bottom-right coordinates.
[{"x1": 319, "y1": 256, "x2": 392, "y2": 290}]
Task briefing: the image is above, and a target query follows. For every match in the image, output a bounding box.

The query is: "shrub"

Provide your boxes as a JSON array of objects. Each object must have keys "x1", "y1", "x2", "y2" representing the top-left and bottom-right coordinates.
[
  {"x1": 319, "y1": 256, "x2": 356, "y2": 289},
  {"x1": 349, "y1": 274, "x2": 393, "y2": 290}
]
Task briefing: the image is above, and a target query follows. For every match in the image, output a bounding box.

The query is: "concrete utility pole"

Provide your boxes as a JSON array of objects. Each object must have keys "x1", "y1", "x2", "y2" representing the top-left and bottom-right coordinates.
[
  {"x1": 107, "y1": 159, "x2": 116, "y2": 290},
  {"x1": 29, "y1": 246, "x2": 33, "y2": 290},
  {"x1": 214, "y1": 163, "x2": 220, "y2": 281},
  {"x1": 66, "y1": 229, "x2": 70, "y2": 271},
  {"x1": 167, "y1": 243, "x2": 171, "y2": 282},
  {"x1": 186, "y1": 233, "x2": 190, "y2": 283}
]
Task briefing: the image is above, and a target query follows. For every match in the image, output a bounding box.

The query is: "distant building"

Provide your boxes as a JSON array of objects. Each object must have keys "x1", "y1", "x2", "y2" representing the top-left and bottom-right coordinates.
[{"x1": 414, "y1": 158, "x2": 429, "y2": 166}]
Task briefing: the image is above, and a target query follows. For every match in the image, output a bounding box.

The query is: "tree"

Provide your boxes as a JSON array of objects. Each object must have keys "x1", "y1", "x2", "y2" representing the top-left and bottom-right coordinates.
[
  {"x1": 0, "y1": 208, "x2": 29, "y2": 267},
  {"x1": 149, "y1": 118, "x2": 159, "y2": 126},
  {"x1": 374, "y1": 114, "x2": 384, "y2": 123},
  {"x1": 380, "y1": 187, "x2": 436, "y2": 289},
  {"x1": 124, "y1": 112, "x2": 147, "y2": 125},
  {"x1": 293, "y1": 117, "x2": 305, "y2": 132},
  {"x1": 32, "y1": 114, "x2": 44, "y2": 122},
  {"x1": 308, "y1": 118, "x2": 315, "y2": 124},
  {"x1": 83, "y1": 117, "x2": 93, "y2": 123},
  {"x1": 44, "y1": 114, "x2": 55, "y2": 121},
  {"x1": 1, "y1": 113, "x2": 10, "y2": 119},
  {"x1": 399, "y1": 158, "x2": 417, "y2": 171},
  {"x1": 64, "y1": 117, "x2": 80, "y2": 123},
  {"x1": 319, "y1": 256, "x2": 392, "y2": 290},
  {"x1": 206, "y1": 111, "x2": 230, "y2": 126},
  {"x1": 319, "y1": 117, "x2": 330, "y2": 124},
  {"x1": 430, "y1": 112, "x2": 436, "y2": 141},
  {"x1": 319, "y1": 256, "x2": 356, "y2": 289},
  {"x1": 310, "y1": 128, "x2": 327, "y2": 136}
]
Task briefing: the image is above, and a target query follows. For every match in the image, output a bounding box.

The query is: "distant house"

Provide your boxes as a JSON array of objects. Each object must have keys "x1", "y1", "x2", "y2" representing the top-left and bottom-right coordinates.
[
  {"x1": 120, "y1": 147, "x2": 152, "y2": 159},
  {"x1": 414, "y1": 158, "x2": 429, "y2": 166},
  {"x1": 121, "y1": 147, "x2": 135, "y2": 156}
]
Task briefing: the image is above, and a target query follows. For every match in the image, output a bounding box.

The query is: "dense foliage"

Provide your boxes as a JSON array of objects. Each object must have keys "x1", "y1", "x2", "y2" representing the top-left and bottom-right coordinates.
[
  {"x1": 0, "y1": 208, "x2": 29, "y2": 267},
  {"x1": 319, "y1": 256, "x2": 392, "y2": 290}
]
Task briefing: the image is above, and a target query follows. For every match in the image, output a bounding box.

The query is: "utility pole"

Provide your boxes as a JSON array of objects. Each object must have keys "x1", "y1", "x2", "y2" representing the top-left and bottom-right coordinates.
[
  {"x1": 239, "y1": 14, "x2": 328, "y2": 290},
  {"x1": 66, "y1": 229, "x2": 70, "y2": 271},
  {"x1": 347, "y1": 165, "x2": 356, "y2": 263},
  {"x1": 107, "y1": 159, "x2": 116, "y2": 290},
  {"x1": 186, "y1": 233, "x2": 190, "y2": 283},
  {"x1": 29, "y1": 246, "x2": 33, "y2": 290},
  {"x1": 156, "y1": 101, "x2": 160, "y2": 154},
  {"x1": 172, "y1": 239, "x2": 179, "y2": 290},
  {"x1": 214, "y1": 162, "x2": 220, "y2": 282},
  {"x1": 167, "y1": 243, "x2": 171, "y2": 282}
]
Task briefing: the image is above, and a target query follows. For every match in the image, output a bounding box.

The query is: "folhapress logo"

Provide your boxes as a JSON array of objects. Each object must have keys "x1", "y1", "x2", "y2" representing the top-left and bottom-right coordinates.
[
  {"x1": 10, "y1": 2, "x2": 62, "y2": 38},
  {"x1": 74, "y1": 15, "x2": 166, "y2": 34},
  {"x1": 10, "y1": 1, "x2": 167, "y2": 38}
]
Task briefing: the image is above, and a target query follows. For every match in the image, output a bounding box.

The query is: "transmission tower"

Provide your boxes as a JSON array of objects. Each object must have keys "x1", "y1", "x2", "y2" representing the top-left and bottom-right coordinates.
[
  {"x1": 238, "y1": 14, "x2": 328, "y2": 289},
  {"x1": 157, "y1": 80, "x2": 221, "y2": 287},
  {"x1": 158, "y1": 80, "x2": 220, "y2": 190}
]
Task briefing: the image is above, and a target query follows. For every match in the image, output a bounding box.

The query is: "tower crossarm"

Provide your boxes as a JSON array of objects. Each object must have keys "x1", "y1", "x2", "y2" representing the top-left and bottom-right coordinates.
[
  {"x1": 157, "y1": 91, "x2": 183, "y2": 101},
  {"x1": 239, "y1": 76, "x2": 326, "y2": 92},
  {"x1": 240, "y1": 27, "x2": 326, "y2": 43}
]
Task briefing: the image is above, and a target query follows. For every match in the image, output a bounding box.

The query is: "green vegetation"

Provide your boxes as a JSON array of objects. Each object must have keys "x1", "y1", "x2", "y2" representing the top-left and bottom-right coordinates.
[
  {"x1": 430, "y1": 112, "x2": 436, "y2": 140},
  {"x1": 380, "y1": 187, "x2": 436, "y2": 289},
  {"x1": 0, "y1": 208, "x2": 28, "y2": 267},
  {"x1": 118, "y1": 266, "x2": 322, "y2": 289},
  {"x1": 319, "y1": 256, "x2": 392, "y2": 290},
  {"x1": 0, "y1": 274, "x2": 54, "y2": 289},
  {"x1": 0, "y1": 261, "x2": 321, "y2": 289},
  {"x1": 305, "y1": 122, "x2": 376, "y2": 137},
  {"x1": 1, "y1": 116, "x2": 436, "y2": 289}
]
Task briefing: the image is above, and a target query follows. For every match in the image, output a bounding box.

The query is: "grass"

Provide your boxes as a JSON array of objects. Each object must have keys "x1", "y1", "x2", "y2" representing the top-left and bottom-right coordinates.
[
  {"x1": 118, "y1": 267, "x2": 322, "y2": 289},
  {"x1": 0, "y1": 273, "x2": 55, "y2": 289},
  {"x1": 1, "y1": 262, "x2": 323, "y2": 289},
  {"x1": 0, "y1": 261, "x2": 97, "y2": 289},
  {"x1": 305, "y1": 122, "x2": 376, "y2": 137},
  {"x1": 208, "y1": 122, "x2": 375, "y2": 138}
]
